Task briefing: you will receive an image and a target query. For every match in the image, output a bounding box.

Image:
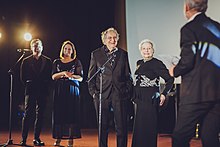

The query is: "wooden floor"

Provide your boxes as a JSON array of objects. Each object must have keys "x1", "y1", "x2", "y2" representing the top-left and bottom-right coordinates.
[{"x1": 0, "y1": 129, "x2": 202, "y2": 147}]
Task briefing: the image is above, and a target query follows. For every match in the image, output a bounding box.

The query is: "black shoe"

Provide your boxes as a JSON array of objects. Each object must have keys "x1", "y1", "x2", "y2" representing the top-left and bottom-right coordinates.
[
  {"x1": 20, "y1": 140, "x2": 27, "y2": 146},
  {"x1": 33, "y1": 139, "x2": 45, "y2": 146}
]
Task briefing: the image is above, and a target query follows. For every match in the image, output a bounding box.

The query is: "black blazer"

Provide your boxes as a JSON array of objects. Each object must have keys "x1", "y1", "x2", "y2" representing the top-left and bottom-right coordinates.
[
  {"x1": 20, "y1": 54, "x2": 52, "y2": 96},
  {"x1": 88, "y1": 46, "x2": 133, "y2": 100},
  {"x1": 174, "y1": 13, "x2": 220, "y2": 104}
]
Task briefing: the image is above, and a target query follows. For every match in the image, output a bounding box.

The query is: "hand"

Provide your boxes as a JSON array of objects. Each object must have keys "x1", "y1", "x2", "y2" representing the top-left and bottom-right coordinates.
[
  {"x1": 93, "y1": 93, "x2": 96, "y2": 99},
  {"x1": 159, "y1": 94, "x2": 166, "y2": 106},
  {"x1": 62, "y1": 71, "x2": 73, "y2": 78},
  {"x1": 169, "y1": 65, "x2": 175, "y2": 77}
]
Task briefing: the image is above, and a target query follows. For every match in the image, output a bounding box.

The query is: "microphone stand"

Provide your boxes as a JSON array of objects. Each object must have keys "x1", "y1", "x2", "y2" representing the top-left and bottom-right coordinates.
[
  {"x1": 87, "y1": 53, "x2": 116, "y2": 147},
  {"x1": 3, "y1": 51, "x2": 26, "y2": 147}
]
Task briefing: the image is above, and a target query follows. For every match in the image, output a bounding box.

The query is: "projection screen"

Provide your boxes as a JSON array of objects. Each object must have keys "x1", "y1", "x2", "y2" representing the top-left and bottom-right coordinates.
[{"x1": 126, "y1": 0, "x2": 220, "y2": 83}]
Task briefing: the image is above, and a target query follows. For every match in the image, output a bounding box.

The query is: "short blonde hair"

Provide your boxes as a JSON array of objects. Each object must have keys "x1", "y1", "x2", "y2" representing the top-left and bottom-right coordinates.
[
  {"x1": 30, "y1": 38, "x2": 43, "y2": 47},
  {"x1": 59, "y1": 40, "x2": 76, "y2": 60},
  {"x1": 101, "y1": 27, "x2": 119, "y2": 44}
]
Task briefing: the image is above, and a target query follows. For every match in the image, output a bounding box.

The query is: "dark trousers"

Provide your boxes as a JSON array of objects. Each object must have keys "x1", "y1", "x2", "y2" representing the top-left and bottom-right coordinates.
[
  {"x1": 172, "y1": 102, "x2": 220, "y2": 147},
  {"x1": 21, "y1": 94, "x2": 46, "y2": 140},
  {"x1": 93, "y1": 96, "x2": 128, "y2": 147}
]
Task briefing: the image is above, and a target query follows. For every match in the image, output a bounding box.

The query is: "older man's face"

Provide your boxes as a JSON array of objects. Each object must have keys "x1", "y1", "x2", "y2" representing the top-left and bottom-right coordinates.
[{"x1": 104, "y1": 31, "x2": 118, "y2": 51}]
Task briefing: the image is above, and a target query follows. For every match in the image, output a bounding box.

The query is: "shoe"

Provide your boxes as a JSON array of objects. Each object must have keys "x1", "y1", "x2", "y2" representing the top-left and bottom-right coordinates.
[
  {"x1": 33, "y1": 139, "x2": 45, "y2": 146},
  {"x1": 54, "y1": 139, "x2": 61, "y2": 146},
  {"x1": 67, "y1": 139, "x2": 73, "y2": 147},
  {"x1": 20, "y1": 140, "x2": 26, "y2": 146}
]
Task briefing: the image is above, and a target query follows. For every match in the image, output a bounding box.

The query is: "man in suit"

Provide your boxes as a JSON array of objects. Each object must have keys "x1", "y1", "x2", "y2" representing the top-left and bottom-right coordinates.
[
  {"x1": 169, "y1": 0, "x2": 220, "y2": 146},
  {"x1": 20, "y1": 39, "x2": 52, "y2": 146},
  {"x1": 87, "y1": 27, "x2": 133, "y2": 147}
]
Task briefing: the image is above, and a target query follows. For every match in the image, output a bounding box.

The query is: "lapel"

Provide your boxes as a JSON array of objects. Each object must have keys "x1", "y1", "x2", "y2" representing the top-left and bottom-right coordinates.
[
  {"x1": 39, "y1": 55, "x2": 46, "y2": 73},
  {"x1": 30, "y1": 55, "x2": 37, "y2": 74},
  {"x1": 98, "y1": 46, "x2": 121, "y2": 71},
  {"x1": 30, "y1": 55, "x2": 46, "y2": 74},
  {"x1": 111, "y1": 49, "x2": 120, "y2": 70},
  {"x1": 99, "y1": 46, "x2": 112, "y2": 68}
]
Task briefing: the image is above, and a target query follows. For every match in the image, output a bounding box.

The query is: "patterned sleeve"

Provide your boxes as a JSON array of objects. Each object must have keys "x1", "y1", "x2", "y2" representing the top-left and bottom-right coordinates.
[{"x1": 75, "y1": 59, "x2": 83, "y2": 77}]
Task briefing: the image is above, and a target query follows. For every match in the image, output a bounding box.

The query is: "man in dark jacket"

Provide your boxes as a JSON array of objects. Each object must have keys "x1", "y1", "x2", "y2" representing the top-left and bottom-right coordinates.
[
  {"x1": 20, "y1": 39, "x2": 52, "y2": 146},
  {"x1": 169, "y1": 0, "x2": 220, "y2": 146},
  {"x1": 88, "y1": 27, "x2": 133, "y2": 147}
]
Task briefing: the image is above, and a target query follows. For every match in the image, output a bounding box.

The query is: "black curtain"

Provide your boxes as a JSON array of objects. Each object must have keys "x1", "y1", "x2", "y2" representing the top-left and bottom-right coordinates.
[{"x1": 0, "y1": 0, "x2": 121, "y2": 130}]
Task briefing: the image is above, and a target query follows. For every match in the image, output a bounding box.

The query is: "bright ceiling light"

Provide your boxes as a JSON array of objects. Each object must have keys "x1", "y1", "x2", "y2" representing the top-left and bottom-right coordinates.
[{"x1": 23, "y1": 32, "x2": 32, "y2": 41}]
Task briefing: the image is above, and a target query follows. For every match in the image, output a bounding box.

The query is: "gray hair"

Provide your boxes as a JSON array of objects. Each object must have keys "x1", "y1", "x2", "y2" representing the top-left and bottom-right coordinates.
[
  {"x1": 185, "y1": 0, "x2": 208, "y2": 13},
  {"x1": 101, "y1": 27, "x2": 119, "y2": 44},
  {"x1": 138, "y1": 39, "x2": 154, "y2": 51}
]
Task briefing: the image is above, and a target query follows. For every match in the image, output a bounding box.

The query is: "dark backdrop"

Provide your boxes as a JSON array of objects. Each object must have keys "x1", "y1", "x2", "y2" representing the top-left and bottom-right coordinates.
[
  {"x1": 0, "y1": 0, "x2": 176, "y2": 136},
  {"x1": 0, "y1": 0, "x2": 121, "y2": 130}
]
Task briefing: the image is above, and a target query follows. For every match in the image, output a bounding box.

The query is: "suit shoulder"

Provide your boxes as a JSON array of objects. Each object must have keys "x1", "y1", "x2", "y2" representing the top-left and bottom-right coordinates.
[
  {"x1": 23, "y1": 55, "x2": 33, "y2": 61},
  {"x1": 208, "y1": 16, "x2": 220, "y2": 28},
  {"x1": 92, "y1": 47, "x2": 102, "y2": 54},
  {"x1": 118, "y1": 48, "x2": 128, "y2": 58},
  {"x1": 118, "y1": 48, "x2": 127, "y2": 53},
  {"x1": 53, "y1": 58, "x2": 60, "y2": 64},
  {"x1": 42, "y1": 55, "x2": 51, "y2": 61},
  {"x1": 91, "y1": 47, "x2": 104, "y2": 57},
  {"x1": 182, "y1": 13, "x2": 208, "y2": 30}
]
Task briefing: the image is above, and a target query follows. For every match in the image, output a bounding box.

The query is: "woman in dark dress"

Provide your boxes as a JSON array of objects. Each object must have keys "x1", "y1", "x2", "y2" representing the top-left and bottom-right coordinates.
[
  {"x1": 52, "y1": 40, "x2": 83, "y2": 147},
  {"x1": 131, "y1": 39, "x2": 174, "y2": 147}
]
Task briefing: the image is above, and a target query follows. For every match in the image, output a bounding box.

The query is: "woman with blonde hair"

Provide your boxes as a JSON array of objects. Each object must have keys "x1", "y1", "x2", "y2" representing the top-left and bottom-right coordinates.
[{"x1": 52, "y1": 40, "x2": 83, "y2": 147}]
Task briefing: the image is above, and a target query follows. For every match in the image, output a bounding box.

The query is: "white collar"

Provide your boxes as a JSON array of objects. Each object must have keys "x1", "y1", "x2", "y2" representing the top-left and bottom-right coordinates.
[{"x1": 188, "y1": 12, "x2": 201, "y2": 22}]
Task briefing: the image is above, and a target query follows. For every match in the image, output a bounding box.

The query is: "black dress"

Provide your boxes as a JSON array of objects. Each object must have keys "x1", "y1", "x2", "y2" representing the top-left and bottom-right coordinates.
[
  {"x1": 52, "y1": 58, "x2": 83, "y2": 139},
  {"x1": 131, "y1": 58, "x2": 174, "y2": 147}
]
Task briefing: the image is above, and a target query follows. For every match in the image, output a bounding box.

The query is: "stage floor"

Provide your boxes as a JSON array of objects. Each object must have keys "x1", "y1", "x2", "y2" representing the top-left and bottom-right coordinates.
[{"x1": 0, "y1": 129, "x2": 202, "y2": 147}]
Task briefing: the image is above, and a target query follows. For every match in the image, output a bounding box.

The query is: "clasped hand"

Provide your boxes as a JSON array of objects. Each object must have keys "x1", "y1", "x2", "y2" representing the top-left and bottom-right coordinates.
[{"x1": 62, "y1": 71, "x2": 74, "y2": 78}]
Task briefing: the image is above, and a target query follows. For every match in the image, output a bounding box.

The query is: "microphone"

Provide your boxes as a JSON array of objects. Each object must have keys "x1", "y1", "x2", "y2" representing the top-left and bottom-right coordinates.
[
  {"x1": 17, "y1": 48, "x2": 32, "y2": 52},
  {"x1": 109, "y1": 48, "x2": 118, "y2": 58}
]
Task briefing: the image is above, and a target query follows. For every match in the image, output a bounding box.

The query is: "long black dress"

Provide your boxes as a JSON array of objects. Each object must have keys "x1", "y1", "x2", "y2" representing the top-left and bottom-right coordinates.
[
  {"x1": 131, "y1": 58, "x2": 174, "y2": 147},
  {"x1": 52, "y1": 58, "x2": 83, "y2": 139}
]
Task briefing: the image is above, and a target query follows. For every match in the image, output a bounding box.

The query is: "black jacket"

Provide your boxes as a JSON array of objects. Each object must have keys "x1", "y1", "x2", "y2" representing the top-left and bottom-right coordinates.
[
  {"x1": 174, "y1": 13, "x2": 220, "y2": 104},
  {"x1": 20, "y1": 54, "x2": 52, "y2": 96},
  {"x1": 88, "y1": 46, "x2": 133, "y2": 100}
]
